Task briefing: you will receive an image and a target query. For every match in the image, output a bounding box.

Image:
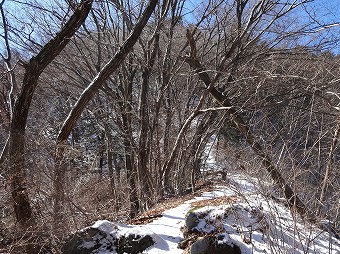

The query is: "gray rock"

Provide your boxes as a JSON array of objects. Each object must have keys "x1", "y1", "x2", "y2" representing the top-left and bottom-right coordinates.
[
  {"x1": 61, "y1": 222, "x2": 156, "y2": 254},
  {"x1": 190, "y1": 237, "x2": 211, "y2": 254},
  {"x1": 185, "y1": 211, "x2": 199, "y2": 230},
  {"x1": 190, "y1": 235, "x2": 241, "y2": 254},
  {"x1": 116, "y1": 233, "x2": 155, "y2": 254},
  {"x1": 61, "y1": 226, "x2": 115, "y2": 254}
]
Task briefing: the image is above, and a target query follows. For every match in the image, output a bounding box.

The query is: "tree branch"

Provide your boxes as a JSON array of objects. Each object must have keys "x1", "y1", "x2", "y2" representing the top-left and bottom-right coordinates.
[
  {"x1": 184, "y1": 28, "x2": 339, "y2": 239},
  {"x1": 57, "y1": 0, "x2": 158, "y2": 143}
]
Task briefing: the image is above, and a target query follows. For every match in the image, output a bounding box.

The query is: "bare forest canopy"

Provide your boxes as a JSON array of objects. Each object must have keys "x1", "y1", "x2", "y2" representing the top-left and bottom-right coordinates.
[{"x1": 0, "y1": 0, "x2": 339, "y2": 253}]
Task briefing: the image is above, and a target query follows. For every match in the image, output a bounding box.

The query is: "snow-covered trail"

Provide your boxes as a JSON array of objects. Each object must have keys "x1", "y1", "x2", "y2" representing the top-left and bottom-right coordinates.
[
  {"x1": 134, "y1": 181, "x2": 239, "y2": 253},
  {"x1": 142, "y1": 173, "x2": 340, "y2": 253},
  {"x1": 144, "y1": 203, "x2": 190, "y2": 253},
  {"x1": 88, "y1": 173, "x2": 340, "y2": 254}
]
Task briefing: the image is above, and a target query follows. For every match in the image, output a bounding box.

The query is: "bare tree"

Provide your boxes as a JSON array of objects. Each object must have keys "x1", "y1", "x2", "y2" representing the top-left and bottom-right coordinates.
[
  {"x1": 180, "y1": 0, "x2": 339, "y2": 238},
  {"x1": 53, "y1": 0, "x2": 159, "y2": 226},
  {"x1": 1, "y1": 1, "x2": 338, "y2": 250},
  {"x1": 1, "y1": 0, "x2": 93, "y2": 252}
]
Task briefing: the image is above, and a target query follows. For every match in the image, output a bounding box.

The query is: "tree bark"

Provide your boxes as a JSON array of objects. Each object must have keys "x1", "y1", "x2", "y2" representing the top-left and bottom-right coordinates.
[
  {"x1": 122, "y1": 110, "x2": 140, "y2": 218},
  {"x1": 0, "y1": 138, "x2": 8, "y2": 176},
  {"x1": 138, "y1": 69, "x2": 153, "y2": 209},
  {"x1": 137, "y1": 33, "x2": 159, "y2": 209},
  {"x1": 106, "y1": 129, "x2": 115, "y2": 195}
]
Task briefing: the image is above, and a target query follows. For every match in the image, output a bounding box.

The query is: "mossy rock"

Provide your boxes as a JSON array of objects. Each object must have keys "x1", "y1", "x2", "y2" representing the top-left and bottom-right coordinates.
[
  {"x1": 185, "y1": 206, "x2": 211, "y2": 231},
  {"x1": 185, "y1": 211, "x2": 200, "y2": 230}
]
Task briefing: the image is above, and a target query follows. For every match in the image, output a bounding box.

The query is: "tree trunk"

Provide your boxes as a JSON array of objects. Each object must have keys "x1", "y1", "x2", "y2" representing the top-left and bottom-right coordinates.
[
  {"x1": 122, "y1": 110, "x2": 140, "y2": 218},
  {"x1": 138, "y1": 68, "x2": 156, "y2": 209},
  {"x1": 53, "y1": 0, "x2": 158, "y2": 225},
  {"x1": 184, "y1": 29, "x2": 308, "y2": 217},
  {"x1": 137, "y1": 32, "x2": 159, "y2": 208},
  {"x1": 106, "y1": 133, "x2": 115, "y2": 195},
  {"x1": 6, "y1": 2, "x2": 93, "y2": 250}
]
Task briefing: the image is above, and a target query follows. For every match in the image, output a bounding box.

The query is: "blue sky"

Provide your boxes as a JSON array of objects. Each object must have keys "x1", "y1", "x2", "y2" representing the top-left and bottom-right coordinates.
[
  {"x1": 181, "y1": 0, "x2": 340, "y2": 53},
  {"x1": 302, "y1": 0, "x2": 340, "y2": 53},
  {"x1": 1, "y1": 0, "x2": 340, "y2": 54}
]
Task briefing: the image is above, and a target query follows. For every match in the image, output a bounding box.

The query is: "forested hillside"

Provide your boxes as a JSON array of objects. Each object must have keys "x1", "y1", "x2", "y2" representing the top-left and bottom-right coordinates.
[{"x1": 0, "y1": 0, "x2": 339, "y2": 253}]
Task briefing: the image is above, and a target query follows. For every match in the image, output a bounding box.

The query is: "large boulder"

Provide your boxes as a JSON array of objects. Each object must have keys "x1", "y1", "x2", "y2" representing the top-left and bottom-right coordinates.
[
  {"x1": 185, "y1": 211, "x2": 200, "y2": 230},
  {"x1": 61, "y1": 221, "x2": 116, "y2": 254},
  {"x1": 61, "y1": 220, "x2": 158, "y2": 254},
  {"x1": 116, "y1": 233, "x2": 155, "y2": 254},
  {"x1": 181, "y1": 206, "x2": 251, "y2": 253},
  {"x1": 190, "y1": 234, "x2": 241, "y2": 254}
]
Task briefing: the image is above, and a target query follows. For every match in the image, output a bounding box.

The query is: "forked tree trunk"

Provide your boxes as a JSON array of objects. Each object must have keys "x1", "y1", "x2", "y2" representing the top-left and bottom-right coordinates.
[
  {"x1": 54, "y1": 0, "x2": 158, "y2": 225},
  {"x1": 5, "y1": 2, "x2": 93, "y2": 252}
]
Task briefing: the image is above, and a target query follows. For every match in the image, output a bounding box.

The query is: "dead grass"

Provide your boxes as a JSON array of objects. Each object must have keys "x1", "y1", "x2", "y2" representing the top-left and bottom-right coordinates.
[
  {"x1": 129, "y1": 180, "x2": 235, "y2": 225},
  {"x1": 129, "y1": 181, "x2": 217, "y2": 225},
  {"x1": 190, "y1": 195, "x2": 238, "y2": 209}
]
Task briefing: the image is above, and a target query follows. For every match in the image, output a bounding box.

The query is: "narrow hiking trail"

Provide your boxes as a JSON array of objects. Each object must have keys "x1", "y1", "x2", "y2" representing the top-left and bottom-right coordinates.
[{"x1": 86, "y1": 172, "x2": 340, "y2": 253}]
